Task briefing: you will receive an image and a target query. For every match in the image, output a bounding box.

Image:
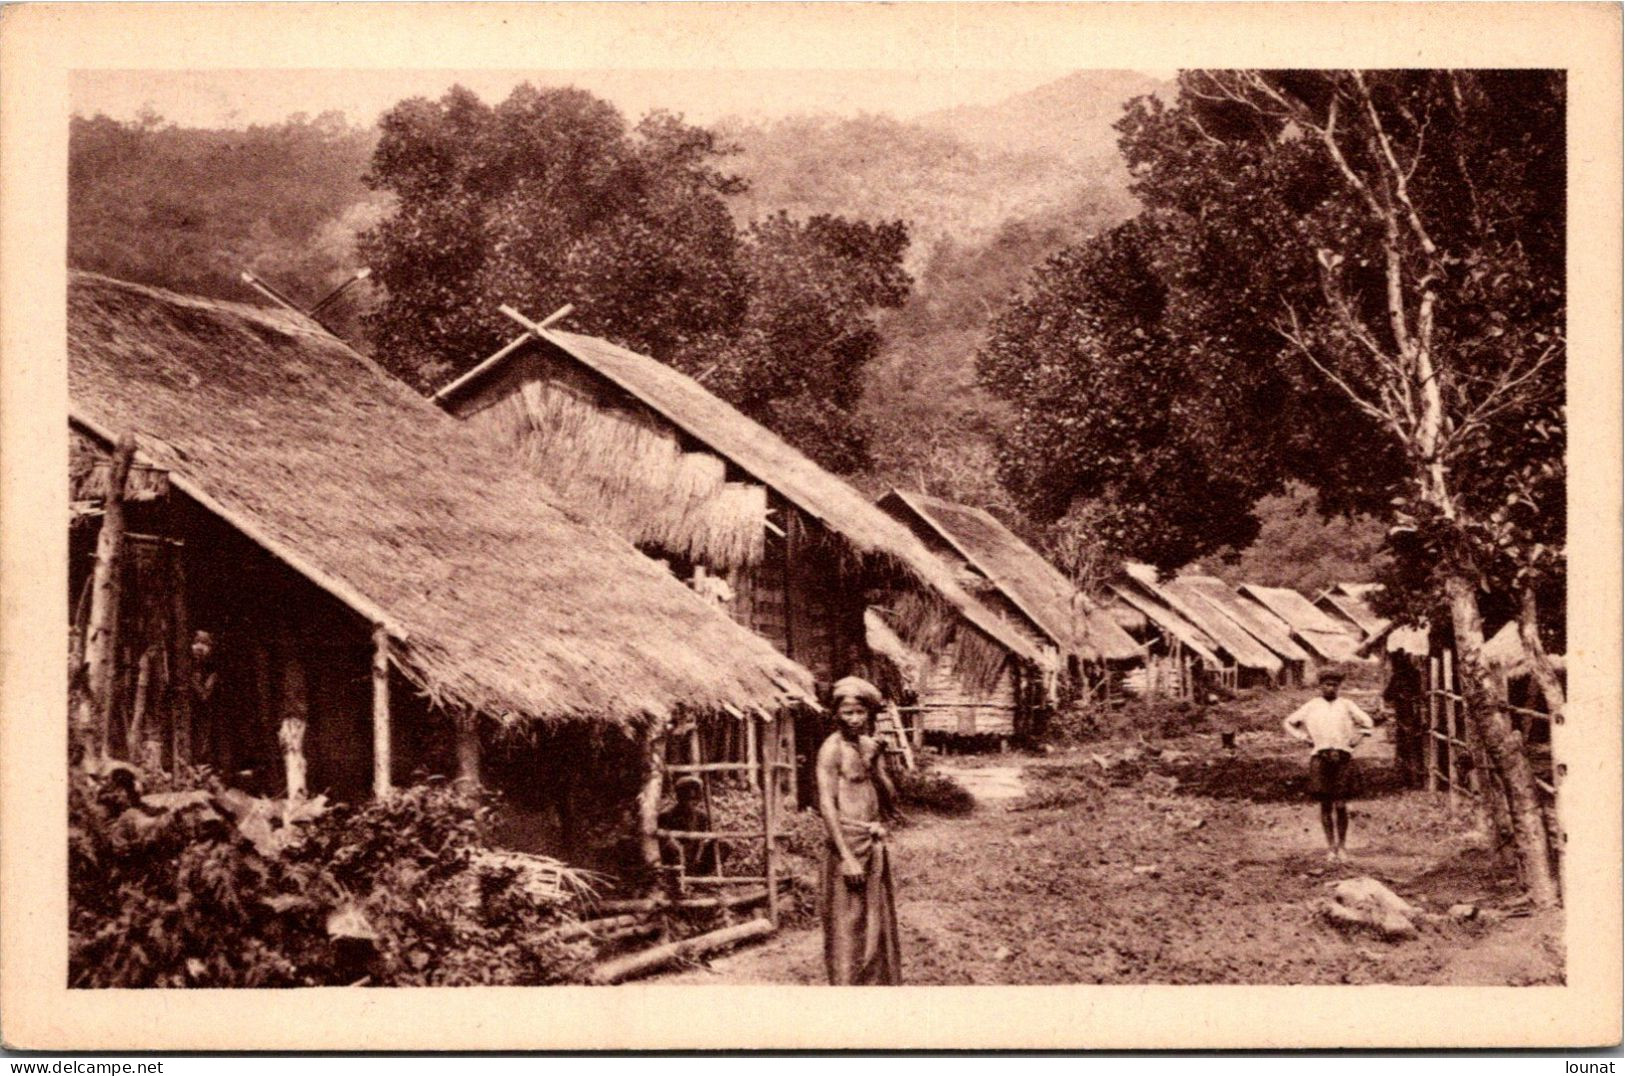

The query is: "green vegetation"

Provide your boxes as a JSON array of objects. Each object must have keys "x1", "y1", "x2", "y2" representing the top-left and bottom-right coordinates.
[
  {"x1": 68, "y1": 72, "x2": 1393, "y2": 583},
  {"x1": 895, "y1": 764, "x2": 977, "y2": 816},
  {"x1": 979, "y1": 70, "x2": 1565, "y2": 903},
  {"x1": 70, "y1": 764, "x2": 596, "y2": 987}
]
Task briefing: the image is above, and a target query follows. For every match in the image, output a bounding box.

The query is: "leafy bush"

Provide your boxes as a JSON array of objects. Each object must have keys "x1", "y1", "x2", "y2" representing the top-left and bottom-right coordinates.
[
  {"x1": 895, "y1": 765, "x2": 976, "y2": 816},
  {"x1": 69, "y1": 766, "x2": 597, "y2": 987}
]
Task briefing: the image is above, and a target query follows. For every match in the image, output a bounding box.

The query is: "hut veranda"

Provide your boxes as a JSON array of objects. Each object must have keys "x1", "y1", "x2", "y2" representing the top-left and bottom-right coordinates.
[
  {"x1": 67, "y1": 272, "x2": 817, "y2": 891},
  {"x1": 433, "y1": 310, "x2": 1050, "y2": 767}
]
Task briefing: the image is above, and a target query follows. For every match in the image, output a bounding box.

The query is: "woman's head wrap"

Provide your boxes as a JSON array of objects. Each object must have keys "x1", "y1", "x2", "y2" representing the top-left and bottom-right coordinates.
[{"x1": 831, "y1": 675, "x2": 884, "y2": 713}]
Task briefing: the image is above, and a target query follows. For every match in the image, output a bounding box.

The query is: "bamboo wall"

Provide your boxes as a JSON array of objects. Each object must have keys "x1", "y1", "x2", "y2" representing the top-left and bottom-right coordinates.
[{"x1": 917, "y1": 647, "x2": 1019, "y2": 737}]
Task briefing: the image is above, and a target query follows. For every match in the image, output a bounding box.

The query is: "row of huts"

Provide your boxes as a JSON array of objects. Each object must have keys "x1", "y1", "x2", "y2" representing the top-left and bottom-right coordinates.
[
  {"x1": 65, "y1": 272, "x2": 1067, "y2": 890},
  {"x1": 65, "y1": 270, "x2": 1391, "y2": 887}
]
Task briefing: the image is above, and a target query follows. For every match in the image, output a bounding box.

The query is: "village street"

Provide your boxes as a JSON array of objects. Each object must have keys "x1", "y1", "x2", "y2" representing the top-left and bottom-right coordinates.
[{"x1": 660, "y1": 689, "x2": 1563, "y2": 986}]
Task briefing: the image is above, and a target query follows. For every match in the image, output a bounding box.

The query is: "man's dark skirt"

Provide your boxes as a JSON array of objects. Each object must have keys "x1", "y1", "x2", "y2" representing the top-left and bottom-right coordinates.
[{"x1": 1309, "y1": 748, "x2": 1359, "y2": 802}]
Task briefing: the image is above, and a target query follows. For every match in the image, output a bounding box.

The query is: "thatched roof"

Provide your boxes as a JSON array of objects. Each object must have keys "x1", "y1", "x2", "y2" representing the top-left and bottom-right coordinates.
[
  {"x1": 1359, "y1": 620, "x2": 1430, "y2": 658},
  {"x1": 437, "y1": 327, "x2": 1044, "y2": 667},
  {"x1": 1107, "y1": 585, "x2": 1223, "y2": 667},
  {"x1": 1124, "y1": 565, "x2": 1282, "y2": 675},
  {"x1": 1236, "y1": 584, "x2": 1362, "y2": 662},
  {"x1": 877, "y1": 489, "x2": 1141, "y2": 663},
  {"x1": 1175, "y1": 575, "x2": 1311, "y2": 664},
  {"x1": 68, "y1": 272, "x2": 816, "y2": 728},
  {"x1": 1315, "y1": 585, "x2": 1388, "y2": 639}
]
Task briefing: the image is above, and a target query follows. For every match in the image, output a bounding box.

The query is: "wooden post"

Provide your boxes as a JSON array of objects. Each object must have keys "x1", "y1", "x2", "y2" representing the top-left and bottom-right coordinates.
[
  {"x1": 692, "y1": 720, "x2": 722, "y2": 880},
  {"x1": 68, "y1": 573, "x2": 93, "y2": 693},
  {"x1": 637, "y1": 720, "x2": 669, "y2": 885},
  {"x1": 745, "y1": 714, "x2": 760, "y2": 791},
  {"x1": 760, "y1": 715, "x2": 779, "y2": 926},
  {"x1": 371, "y1": 624, "x2": 392, "y2": 797},
  {"x1": 278, "y1": 652, "x2": 309, "y2": 801},
  {"x1": 1443, "y1": 649, "x2": 1458, "y2": 810},
  {"x1": 1427, "y1": 655, "x2": 1441, "y2": 792},
  {"x1": 456, "y1": 715, "x2": 482, "y2": 788},
  {"x1": 75, "y1": 433, "x2": 137, "y2": 767},
  {"x1": 130, "y1": 647, "x2": 159, "y2": 768},
  {"x1": 782, "y1": 510, "x2": 797, "y2": 663}
]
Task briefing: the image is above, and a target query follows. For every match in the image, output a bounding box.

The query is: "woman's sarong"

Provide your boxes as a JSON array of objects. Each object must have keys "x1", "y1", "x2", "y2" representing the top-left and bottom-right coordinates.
[{"x1": 821, "y1": 821, "x2": 901, "y2": 984}]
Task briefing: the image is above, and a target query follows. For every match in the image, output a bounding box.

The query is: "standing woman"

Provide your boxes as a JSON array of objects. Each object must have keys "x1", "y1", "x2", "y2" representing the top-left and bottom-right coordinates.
[{"x1": 816, "y1": 676, "x2": 902, "y2": 984}]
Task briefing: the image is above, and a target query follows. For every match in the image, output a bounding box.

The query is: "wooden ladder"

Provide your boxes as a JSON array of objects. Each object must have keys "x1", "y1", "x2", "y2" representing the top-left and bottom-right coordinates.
[{"x1": 873, "y1": 703, "x2": 916, "y2": 770}]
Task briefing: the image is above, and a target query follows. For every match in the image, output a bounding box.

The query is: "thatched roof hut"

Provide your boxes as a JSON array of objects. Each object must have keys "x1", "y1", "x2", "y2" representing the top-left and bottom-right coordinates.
[
  {"x1": 1175, "y1": 575, "x2": 1312, "y2": 667},
  {"x1": 1314, "y1": 582, "x2": 1389, "y2": 642},
  {"x1": 1236, "y1": 583, "x2": 1363, "y2": 663},
  {"x1": 433, "y1": 322, "x2": 1044, "y2": 675},
  {"x1": 1122, "y1": 564, "x2": 1283, "y2": 679},
  {"x1": 876, "y1": 489, "x2": 1141, "y2": 663},
  {"x1": 69, "y1": 272, "x2": 816, "y2": 730},
  {"x1": 1108, "y1": 582, "x2": 1224, "y2": 668}
]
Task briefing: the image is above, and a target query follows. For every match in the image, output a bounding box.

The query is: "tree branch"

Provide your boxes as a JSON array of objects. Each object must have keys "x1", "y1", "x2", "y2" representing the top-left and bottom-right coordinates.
[
  {"x1": 1274, "y1": 304, "x2": 1408, "y2": 445},
  {"x1": 1352, "y1": 71, "x2": 1440, "y2": 259}
]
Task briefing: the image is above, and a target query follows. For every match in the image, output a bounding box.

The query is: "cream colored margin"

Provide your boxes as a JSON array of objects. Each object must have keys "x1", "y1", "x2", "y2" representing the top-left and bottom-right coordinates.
[{"x1": 1, "y1": 1, "x2": 1618, "y2": 1051}]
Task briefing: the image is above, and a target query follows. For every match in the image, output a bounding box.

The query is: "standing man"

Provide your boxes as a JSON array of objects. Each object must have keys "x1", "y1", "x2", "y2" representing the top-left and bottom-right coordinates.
[
  {"x1": 816, "y1": 675, "x2": 902, "y2": 984},
  {"x1": 1283, "y1": 671, "x2": 1375, "y2": 862}
]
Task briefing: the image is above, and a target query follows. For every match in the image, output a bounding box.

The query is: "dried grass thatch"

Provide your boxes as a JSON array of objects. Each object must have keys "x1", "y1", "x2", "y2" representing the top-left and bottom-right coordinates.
[
  {"x1": 1178, "y1": 574, "x2": 1311, "y2": 664},
  {"x1": 466, "y1": 380, "x2": 766, "y2": 570},
  {"x1": 879, "y1": 489, "x2": 1142, "y2": 663},
  {"x1": 1124, "y1": 564, "x2": 1287, "y2": 673},
  {"x1": 1316, "y1": 587, "x2": 1388, "y2": 640},
  {"x1": 68, "y1": 272, "x2": 816, "y2": 729},
  {"x1": 1108, "y1": 582, "x2": 1224, "y2": 667},
  {"x1": 438, "y1": 329, "x2": 1044, "y2": 671},
  {"x1": 1236, "y1": 583, "x2": 1363, "y2": 663}
]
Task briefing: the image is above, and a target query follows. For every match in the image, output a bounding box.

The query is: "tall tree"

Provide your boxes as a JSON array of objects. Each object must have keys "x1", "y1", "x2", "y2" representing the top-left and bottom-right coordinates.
[
  {"x1": 982, "y1": 70, "x2": 1565, "y2": 903},
  {"x1": 359, "y1": 85, "x2": 749, "y2": 392},
  {"x1": 360, "y1": 84, "x2": 909, "y2": 470},
  {"x1": 698, "y1": 212, "x2": 911, "y2": 473}
]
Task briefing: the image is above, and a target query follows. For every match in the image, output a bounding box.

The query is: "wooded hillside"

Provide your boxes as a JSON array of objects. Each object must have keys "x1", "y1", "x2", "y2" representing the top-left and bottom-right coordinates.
[{"x1": 67, "y1": 71, "x2": 1385, "y2": 585}]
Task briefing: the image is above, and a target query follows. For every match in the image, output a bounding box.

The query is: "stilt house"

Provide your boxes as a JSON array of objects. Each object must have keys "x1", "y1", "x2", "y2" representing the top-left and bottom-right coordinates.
[
  {"x1": 1107, "y1": 573, "x2": 1226, "y2": 701},
  {"x1": 1237, "y1": 583, "x2": 1365, "y2": 665},
  {"x1": 67, "y1": 273, "x2": 816, "y2": 882},
  {"x1": 876, "y1": 488, "x2": 1142, "y2": 717},
  {"x1": 1173, "y1": 575, "x2": 1312, "y2": 686},
  {"x1": 432, "y1": 311, "x2": 1047, "y2": 762},
  {"x1": 1109, "y1": 565, "x2": 1291, "y2": 694}
]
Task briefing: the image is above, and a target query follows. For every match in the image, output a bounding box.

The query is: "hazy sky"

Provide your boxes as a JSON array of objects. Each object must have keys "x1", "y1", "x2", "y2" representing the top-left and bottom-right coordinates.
[{"x1": 71, "y1": 68, "x2": 1111, "y2": 129}]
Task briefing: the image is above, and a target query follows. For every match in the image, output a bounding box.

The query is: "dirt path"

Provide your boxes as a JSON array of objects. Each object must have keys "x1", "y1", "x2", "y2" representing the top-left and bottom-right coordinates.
[{"x1": 657, "y1": 697, "x2": 1562, "y2": 985}]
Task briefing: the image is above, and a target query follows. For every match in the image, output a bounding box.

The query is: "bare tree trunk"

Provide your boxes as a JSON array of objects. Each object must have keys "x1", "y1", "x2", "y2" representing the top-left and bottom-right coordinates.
[
  {"x1": 75, "y1": 434, "x2": 137, "y2": 769},
  {"x1": 1444, "y1": 574, "x2": 1559, "y2": 906},
  {"x1": 1518, "y1": 585, "x2": 1566, "y2": 716},
  {"x1": 68, "y1": 573, "x2": 93, "y2": 694},
  {"x1": 1463, "y1": 658, "x2": 1516, "y2": 863}
]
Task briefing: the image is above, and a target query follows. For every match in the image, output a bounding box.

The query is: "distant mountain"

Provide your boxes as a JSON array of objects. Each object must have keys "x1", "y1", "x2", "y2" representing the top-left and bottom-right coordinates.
[
  {"x1": 709, "y1": 73, "x2": 1176, "y2": 509},
  {"x1": 718, "y1": 113, "x2": 1096, "y2": 273},
  {"x1": 917, "y1": 70, "x2": 1174, "y2": 165}
]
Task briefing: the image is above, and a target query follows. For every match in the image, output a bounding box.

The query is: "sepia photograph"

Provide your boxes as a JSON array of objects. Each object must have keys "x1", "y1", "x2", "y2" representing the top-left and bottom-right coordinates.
[{"x1": 1, "y1": 1, "x2": 1619, "y2": 1053}]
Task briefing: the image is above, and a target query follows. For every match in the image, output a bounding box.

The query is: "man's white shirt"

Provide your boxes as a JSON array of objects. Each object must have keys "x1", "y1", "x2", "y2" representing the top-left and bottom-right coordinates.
[{"x1": 1283, "y1": 696, "x2": 1374, "y2": 753}]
